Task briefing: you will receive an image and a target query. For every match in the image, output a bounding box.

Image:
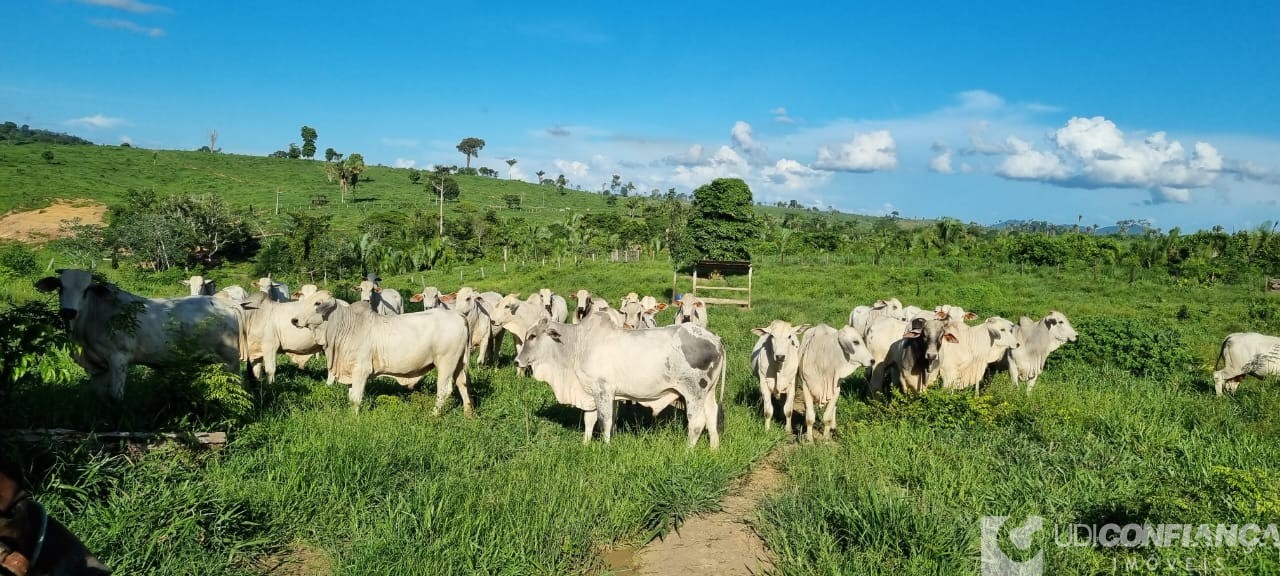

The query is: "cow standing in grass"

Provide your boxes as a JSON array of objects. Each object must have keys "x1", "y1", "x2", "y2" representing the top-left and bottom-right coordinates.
[
  {"x1": 1006, "y1": 312, "x2": 1079, "y2": 392},
  {"x1": 1212, "y1": 332, "x2": 1280, "y2": 395},
  {"x1": 751, "y1": 320, "x2": 808, "y2": 430},
  {"x1": 797, "y1": 324, "x2": 874, "y2": 441}
]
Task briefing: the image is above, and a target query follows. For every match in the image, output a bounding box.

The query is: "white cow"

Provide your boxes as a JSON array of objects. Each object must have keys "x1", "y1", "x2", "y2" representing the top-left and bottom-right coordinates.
[
  {"x1": 215, "y1": 285, "x2": 249, "y2": 301},
  {"x1": 797, "y1": 324, "x2": 874, "y2": 441},
  {"x1": 489, "y1": 293, "x2": 546, "y2": 371},
  {"x1": 180, "y1": 275, "x2": 216, "y2": 296},
  {"x1": 620, "y1": 298, "x2": 666, "y2": 330},
  {"x1": 1212, "y1": 332, "x2": 1280, "y2": 396},
  {"x1": 290, "y1": 291, "x2": 471, "y2": 414},
  {"x1": 1006, "y1": 311, "x2": 1079, "y2": 392},
  {"x1": 515, "y1": 316, "x2": 726, "y2": 448},
  {"x1": 411, "y1": 286, "x2": 448, "y2": 310},
  {"x1": 874, "y1": 317, "x2": 961, "y2": 396},
  {"x1": 292, "y1": 284, "x2": 319, "y2": 300},
  {"x1": 938, "y1": 317, "x2": 1020, "y2": 393},
  {"x1": 433, "y1": 287, "x2": 497, "y2": 365},
  {"x1": 530, "y1": 288, "x2": 569, "y2": 322},
  {"x1": 256, "y1": 276, "x2": 291, "y2": 302},
  {"x1": 672, "y1": 293, "x2": 707, "y2": 327},
  {"x1": 239, "y1": 291, "x2": 320, "y2": 383},
  {"x1": 35, "y1": 269, "x2": 247, "y2": 400},
  {"x1": 848, "y1": 298, "x2": 905, "y2": 334},
  {"x1": 355, "y1": 277, "x2": 403, "y2": 316},
  {"x1": 751, "y1": 320, "x2": 809, "y2": 430},
  {"x1": 569, "y1": 289, "x2": 607, "y2": 323}
]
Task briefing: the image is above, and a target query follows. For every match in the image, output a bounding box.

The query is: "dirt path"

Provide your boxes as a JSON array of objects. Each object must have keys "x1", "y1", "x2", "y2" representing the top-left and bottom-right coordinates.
[
  {"x1": 605, "y1": 447, "x2": 788, "y2": 576},
  {"x1": 0, "y1": 200, "x2": 106, "y2": 243}
]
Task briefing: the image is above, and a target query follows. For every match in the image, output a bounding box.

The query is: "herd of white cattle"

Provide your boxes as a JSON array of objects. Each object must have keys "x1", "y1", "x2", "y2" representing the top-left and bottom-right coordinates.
[{"x1": 30, "y1": 269, "x2": 1280, "y2": 448}]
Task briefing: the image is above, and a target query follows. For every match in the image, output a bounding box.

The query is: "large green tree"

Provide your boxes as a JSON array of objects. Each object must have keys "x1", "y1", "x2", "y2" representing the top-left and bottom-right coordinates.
[
  {"x1": 456, "y1": 137, "x2": 485, "y2": 168},
  {"x1": 300, "y1": 126, "x2": 318, "y2": 159},
  {"x1": 674, "y1": 178, "x2": 759, "y2": 267}
]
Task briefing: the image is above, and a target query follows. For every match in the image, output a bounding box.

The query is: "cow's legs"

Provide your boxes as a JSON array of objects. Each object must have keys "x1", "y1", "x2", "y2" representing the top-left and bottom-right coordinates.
[
  {"x1": 1007, "y1": 356, "x2": 1022, "y2": 390},
  {"x1": 348, "y1": 370, "x2": 370, "y2": 411},
  {"x1": 1025, "y1": 374, "x2": 1039, "y2": 393},
  {"x1": 702, "y1": 395, "x2": 720, "y2": 450},
  {"x1": 108, "y1": 352, "x2": 129, "y2": 401},
  {"x1": 822, "y1": 381, "x2": 840, "y2": 439},
  {"x1": 582, "y1": 410, "x2": 598, "y2": 444},
  {"x1": 287, "y1": 353, "x2": 311, "y2": 369},
  {"x1": 802, "y1": 386, "x2": 816, "y2": 442},
  {"x1": 433, "y1": 363, "x2": 457, "y2": 417},
  {"x1": 454, "y1": 362, "x2": 473, "y2": 416},
  {"x1": 781, "y1": 388, "x2": 795, "y2": 433},
  {"x1": 596, "y1": 389, "x2": 615, "y2": 444},
  {"x1": 262, "y1": 346, "x2": 279, "y2": 384},
  {"x1": 760, "y1": 378, "x2": 774, "y2": 430},
  {"x1": 868, "y1": 362, "x2": 888, "y2": 397},
  {"x1": 685, "y1": 396, "x2": 707, "y2": 448}
]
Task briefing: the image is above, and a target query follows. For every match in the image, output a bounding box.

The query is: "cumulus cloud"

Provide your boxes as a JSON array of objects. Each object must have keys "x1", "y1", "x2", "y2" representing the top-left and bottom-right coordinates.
[
  {"x1": 509, "y1": 165, "x2": 527, "y2": 181},
  {"x1": 393, "y1": 158, "x2": 416, "y2": 169},
  {"x1": 64, "y1": 113, "x2": 127, "y2": 129},
  {"x1": 553, "y1": 159, "x2": 590, "y2": 179},
  {"x1": 668, "y1": 146, "x2": 750, "y2": 189},
  {"x1": 730, "y1": 121, "x2": 768, "y2": 164},
  {"x1": 89, "y1": 18, "x2": 164, "y2": 37},
  {"x1": 77, "y1": 0, "x2": 171, "y2": 13},
  {"x1": 662, "y1": 144, "x2": 706, "y2": 167},
  {"x1": 812, "y1": 130, "x2": 898, "y2": 172},
  {"x1": 770, "y1": 107, "x2": 795, "y2": 124},
  {"x1": 929, "y1": 141, "x2": 953, "y2": 174},
  {"x1": 760, "y1": 159, "x2": 831, "y2": 190},
  {"x1": 994, "y1": 116, "x2": 1228, "y2": 202}
]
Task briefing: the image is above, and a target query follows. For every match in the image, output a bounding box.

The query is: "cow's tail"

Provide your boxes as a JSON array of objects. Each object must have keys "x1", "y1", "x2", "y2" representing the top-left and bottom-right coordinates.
[{"x1": 1214, "y1": 335, "x2": 1232, "y2": 371}]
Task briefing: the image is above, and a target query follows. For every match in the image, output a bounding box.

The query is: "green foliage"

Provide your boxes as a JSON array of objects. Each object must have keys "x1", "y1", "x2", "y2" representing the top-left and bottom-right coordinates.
[
  {"x1": 1056, "y1": 316, "x2": 1194, "y2": 379},
  {"x1": 41, "y1": 150, "x2": 55, "y2": 163},
  {"x1": 0, "y1": 242, "x2": 37, "y2": 275},
  {"x1": 1212, "y1": 466, "x2": 1280, "y2": 518},
  {"x1": 866, "y1": 391, "x2": 1017, "y2": 429},
  {"x1": 502, "y1": 194, "x2": 521, "y2": 209},
  {"x1": 456, "y1": 137, "x2": 485, "y2": 168},
  {"x1": 0, "y1": 121, "x2": 93, "y2": 145},
  {"x1": 677, "y1": 178, "x2": 759, "y2": 268},
  {"x1": 300, "y1": 125, "x2": 317, "y2": 159},
  {"x1": 1246, "y1": 296, "x2": 1280, "y2": 333},
  {"x1": 0, "y1": 301, "x2": 76, "y2": 392},
  {"x1": 106, "y1": 192, "x2": 255, "y2": 270}
]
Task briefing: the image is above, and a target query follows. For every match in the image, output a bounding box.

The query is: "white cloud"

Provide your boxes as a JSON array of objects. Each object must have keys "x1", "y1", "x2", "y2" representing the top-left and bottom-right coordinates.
[
  {"x1": 959, "y1": 162, "x2": 974, "y2": 174},
  {"x1": 957, "y1": 89, "x2": 1006, "y2": 111},
  {"x1": 812, "y1": 130, "x2": 898, "y2": 172},
  {"x1": 119, "y1": 135, "x2": 133, "y2": 145},
  {"x1": 730, "y1": 121, "x2": 768, "y2": 163},
  {"x1": 760, "y1": 159, "x2": 832, "y2": 191},
  {"x1": 663, "y1": 144, "x2": 706, "y2": 167},
  {"x1": 77, "y1": 0, "x2": 171, "y2": 13},
  {"x1": 1147, "y1": 187, "x2": 1192, "y2": 205},
  {"x1": 553, "y1": 159, "x2": 590, "y2": 179},
  {"x1": 392, "y1": 158, "x2": 416, "y2": 169},
  {"x1": 64, "y1": 113, "x2": 128, "y2": 129},
  {"x1": 89, "y1": 18, "x2": 164, "y2": 37},
  {"x1": 770, "y1": 107, "x2": 795, "y2": 124},
  {"x1": 929, "y1": 141, "x2": 953, "y2": 174},
  {"x1": 668, "y1": 145, "x2": 750, "y2": 189},
  {"x1": 997, "y1": 136, "x2": 1071, "y2": 180},
  {"x1": 380, "y1": 137, "x2": 419, "y2": 148}
]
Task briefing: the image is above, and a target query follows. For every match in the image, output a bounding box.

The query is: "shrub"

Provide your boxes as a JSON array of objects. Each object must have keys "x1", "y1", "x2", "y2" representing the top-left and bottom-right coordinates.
[
  {"x1": 1055, "y1": 316, "x2": 1193, "y2": 380},
  {"x1": 0, "y1": 242, "x2": 38, "y2": 275},
  {"x1": 1246, "y1": 296, "x2": 1280, "y2": 333}
]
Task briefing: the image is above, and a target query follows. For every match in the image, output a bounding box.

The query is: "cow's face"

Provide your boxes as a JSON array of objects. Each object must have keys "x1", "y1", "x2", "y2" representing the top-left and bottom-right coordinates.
[
  {"x1": 571, "y1": 289, "x2": 591, "y2": 319},
  {"x1": 292, "y1": 284, "x2": 318, "y2": 300},
  {"x1": 451, "y1": 288, "x2": 476, "y2": 313},
  {"x1": 410, "y1": 287, "x2": 443, "y2": 309},
  {"x1": 34, "y1": 269, "x2": 107, "y2": 321},
  {"x1": 752, "y1": 320, "x2": 807, "y2": 363},
  {"x1": 515, "y1": 320, "x2": 562, "y2": 368},
  {"x1": 1045, "y1": 311, "x2": 1078, "y2": 343},
  {"x1": 903, "y1": 318, "x2": 958, "y2": 370},
  {"x1": 291, "y1": 291, "x2": 338, "y2": 330},
  {"x1": 985, "y1": 317, "x2": 1019, "y2": 349},
  {"x1": 872, "y1": 298, "x2": 903, "y2": 317},
  {"x1": 836, "y1": 326, "x2": 875, "y2": 367},
  {"x1": 180, "y1": 275, "x2": 213, "y2": 296},
  {"x1": 537, "y1": 289, "x2": 555, "y2": 314},
  {"x1": 490, "y1": 294, "x2": 521, "y2": 324},
  {"x1": 354, "y1": 280, "x2": 381, "y2": 301},
  {"x1": 675, "y1": 295, "x2": 702, "y2": 324}
]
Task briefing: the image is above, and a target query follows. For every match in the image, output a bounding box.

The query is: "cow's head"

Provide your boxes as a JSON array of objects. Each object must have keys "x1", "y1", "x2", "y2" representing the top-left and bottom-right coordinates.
[
  {"x1": 537, "y1": 288, "x2": 555, "y2": 315},
  {"x1": 515, "y1": 318, "x2": 563, "y2": 369},
  {"x1": 872, "y1": 298, "x2": 904, "y2": 317},
  {"x1": 180, "y1": 275, "x2": 214, "y2": 296},
  {"x1": 1044, "y1": 311, "x2": 1078, "y2": 343},
  {"x1": 354, "y1": 279, "x2": 382, "y2": 301},
  {"x1": 836, "y1": 325, "x2": 875, "y2": 367},
  {"x1": 675, "y1": 294, "x2": 703, "y2": 324},
  {"x1": 34, "y1": 269, "x2": 110, "y2": 321},
  {"x1": 449, "y1": 287, "x2": 476, "y2": 313},
  {"x1": 752, "y1": 320, "x2": 808, "y2": 363},
  {"x1": 620, "y1": 300, "x2": 650, "y2": 330},
  {"x1": 934, "y1": 305, "x2": 978, "y2": 323},
  {"x1": 903, "y1": 317, "x2": 958, "y2": 370},
  {"x1": 292, "y1": 284, "x2": 318, "y2": 301},
  {"x1": 410, "y1": 286, "x2": 444, "y2": 309},
  {"x1": 984, "y1": 317, "x2": 1020, "y2": 350},
  {"x1": 290, "y1": 290, "x2": 339, "y2": 331},
  {"x1": 489, "y1": 293, "x2": 522, "y2": 324},
  {"x1": 571, "y1": 289, "x2": 592, "y2": 320}
]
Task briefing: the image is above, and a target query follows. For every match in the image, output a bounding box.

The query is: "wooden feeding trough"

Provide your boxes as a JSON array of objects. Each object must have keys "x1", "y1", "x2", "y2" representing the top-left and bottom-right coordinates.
[{"x1": 673, "y1": 260, "x2": 753, "y2": 308}]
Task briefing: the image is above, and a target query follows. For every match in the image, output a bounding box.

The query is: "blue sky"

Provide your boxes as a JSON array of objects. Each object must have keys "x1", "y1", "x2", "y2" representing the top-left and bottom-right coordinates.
[{"x1": 4, "y1": 0, "x2": 1279, "y2": 230}]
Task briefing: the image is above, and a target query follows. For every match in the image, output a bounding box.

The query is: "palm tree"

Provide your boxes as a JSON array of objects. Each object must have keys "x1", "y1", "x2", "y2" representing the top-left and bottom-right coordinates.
[
  {"x1": 505, "y1": 158, "x2": 517, "y2": 179},
  {"x1": 536, "y1": 170, "x2": 546, "y2": 184}
]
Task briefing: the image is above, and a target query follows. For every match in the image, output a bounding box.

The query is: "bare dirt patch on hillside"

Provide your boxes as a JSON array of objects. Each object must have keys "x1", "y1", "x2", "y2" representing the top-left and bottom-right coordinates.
[
  {"x1": 603, "y1": 447, "x2": 789, "y2": 575},
  {"x1": 0, "y1": 200, "x2": 106, "y2": 243}
]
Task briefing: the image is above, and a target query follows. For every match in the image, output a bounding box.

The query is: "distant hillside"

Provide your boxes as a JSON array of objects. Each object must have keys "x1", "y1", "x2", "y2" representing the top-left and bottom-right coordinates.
[
  {"x1": 0, "y1": 121, "x2": 94, "y2": 146},
  {"x1": 992, "y1": 219, "x2": 1152, "y2": 236}
]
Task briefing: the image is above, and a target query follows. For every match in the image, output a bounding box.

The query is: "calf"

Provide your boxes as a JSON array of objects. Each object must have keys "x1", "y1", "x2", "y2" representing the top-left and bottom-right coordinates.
[
  {"x1": 1006, "y1": 311, "x2": 1079, "y2": 392},
  {"x1": 1212, "y1": 332, "x2": 1280, "y2": 395}
]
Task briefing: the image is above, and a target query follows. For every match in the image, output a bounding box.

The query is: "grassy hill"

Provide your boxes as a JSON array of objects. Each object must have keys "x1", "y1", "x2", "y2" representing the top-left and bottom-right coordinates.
[{"x1": 0, "y1": 143, "x2": 889, "y2": 233}]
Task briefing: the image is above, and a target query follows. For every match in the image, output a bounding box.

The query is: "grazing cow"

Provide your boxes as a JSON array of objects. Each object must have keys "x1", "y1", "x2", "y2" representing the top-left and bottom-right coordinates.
[
  {"x1": 238, "y1": 291, "x2": 321, "y2": 384},
  {"x1": 256, "y1": 276, "x2": 291, "y2": 302},
  {"x1": 1006, "y1": 311, "x2": 1079, "y2": 392},
  {"x1": 875, "y1": 317, "x2": 960, "y2": 395},
  {"x1": 214, "y1": 285, "x2": 249, "y2": 301},
  {"x1": 938, "y1": 317, "x2": 1020, "y2": 393},
  {"x1": 530, "y1": 288, "x2": 569, "y2": 322},
  {"x1": 797, "y1": 324, "x2": 874, "y2": 441},
  {"x1": 290, "y1": 291, "x2": 471, "y2": 413},
  {"x1": 180, "y1": 275, "x2": 216, "y2": 296},
  {"x1": 35, "y1": 269, "x2": 247, "y2": 401},
  {"x1": 354, "y1": 275, "x2": 404, "y2": 316},
  {"x1": 672, "y1": 293, "x2": 707, "y2": 327},
  {"x1": 1212, "y1": 332, "x2": 1280, "y2": 396},
  {"x1": 751, "y1": 320, "x2": 809, "y2": 430},
  {"x1": 0, "y1": 470, "x2": 111, "y2": 576},
  {"x1": 515, "y1": 317, "x2": 725, "y2": 448}
]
